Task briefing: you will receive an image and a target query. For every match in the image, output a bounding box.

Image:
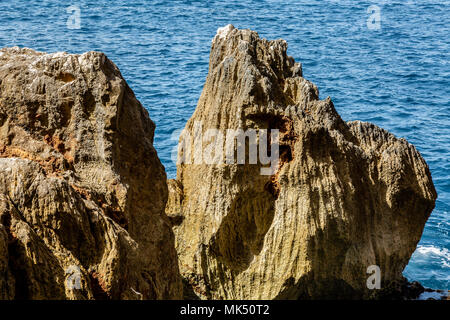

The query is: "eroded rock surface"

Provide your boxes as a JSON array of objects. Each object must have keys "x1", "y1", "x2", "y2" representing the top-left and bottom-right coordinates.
[
  {"x1": 168, "y1": 25, "x2": 437, "y2": 299},
  {"x1": 0, "y1": 47, "x2": 182, "y2": 299}
]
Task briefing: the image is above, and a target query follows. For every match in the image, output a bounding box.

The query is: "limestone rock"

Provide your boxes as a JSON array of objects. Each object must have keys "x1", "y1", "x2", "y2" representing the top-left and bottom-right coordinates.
[
  {"x1": 168, "y1": 25, "x2": 437, "y2": 299},
  {"x1": 0, "y1": 47, "x2": 182, "y2": 299}
]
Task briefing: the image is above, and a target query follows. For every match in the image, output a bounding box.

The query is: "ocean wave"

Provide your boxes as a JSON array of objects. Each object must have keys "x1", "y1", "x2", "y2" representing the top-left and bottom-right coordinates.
[{"x1": 414, "y1": 245, "x2": 450, "y2": 268}]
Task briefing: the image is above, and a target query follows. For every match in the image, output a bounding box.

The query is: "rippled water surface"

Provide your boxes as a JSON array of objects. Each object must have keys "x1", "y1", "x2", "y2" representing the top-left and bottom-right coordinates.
[{"x1": 0, "y1": 0, "x2": 448, "y2": 290}]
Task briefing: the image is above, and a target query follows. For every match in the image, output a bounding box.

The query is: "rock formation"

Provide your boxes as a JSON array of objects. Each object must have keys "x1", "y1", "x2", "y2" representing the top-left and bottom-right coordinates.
[
  {"x1": 167, "y1": 25, "x2": 437, "y2": 299},
  {"x1": 0, "y1": 47, "x2": 182, "y2": 299},
  {"x1": 0, "y1": 26, "x2": 438, "y2": 300}
]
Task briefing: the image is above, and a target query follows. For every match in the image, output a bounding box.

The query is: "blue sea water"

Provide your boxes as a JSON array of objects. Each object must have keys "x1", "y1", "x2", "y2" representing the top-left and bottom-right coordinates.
[{"x1": 0, "y1": 0, "x2": 448, "y2": 290}]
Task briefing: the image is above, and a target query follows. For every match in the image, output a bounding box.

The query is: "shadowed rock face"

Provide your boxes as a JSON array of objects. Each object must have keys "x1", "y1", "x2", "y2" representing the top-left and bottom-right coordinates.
[
  {"x1": 167, "y1": 25, "x2": 437, "y2": 299},
  {"x1": 0, "y1": 47, "x2": 182, "y2": 299}
]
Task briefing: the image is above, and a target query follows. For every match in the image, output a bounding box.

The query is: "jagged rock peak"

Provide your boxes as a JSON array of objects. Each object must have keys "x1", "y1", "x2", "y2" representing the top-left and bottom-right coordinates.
[{"x1": 168, "y1": 26, "x2": 437, "y2": 299}]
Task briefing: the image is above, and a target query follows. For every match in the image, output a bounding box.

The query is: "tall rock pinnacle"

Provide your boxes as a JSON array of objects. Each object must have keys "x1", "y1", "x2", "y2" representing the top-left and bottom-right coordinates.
[{"x1": 167, "y1": 25, "x2": 437, "y2": 299}]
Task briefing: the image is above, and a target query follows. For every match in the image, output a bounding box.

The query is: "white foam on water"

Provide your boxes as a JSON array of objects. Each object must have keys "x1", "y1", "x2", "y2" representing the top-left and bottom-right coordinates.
[
  {"x1": 416, "y1": 245, "x2": 450, "y2": 258},
  {"x1": 414, "y1": 245, "x2": 450, "y2": 269},
  {"x1": 418, "y1": 291, "x2": 447, "y2": 300}
]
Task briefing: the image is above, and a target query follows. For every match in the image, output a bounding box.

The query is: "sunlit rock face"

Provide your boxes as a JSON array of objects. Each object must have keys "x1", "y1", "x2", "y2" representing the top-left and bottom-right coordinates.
[
  {"x1": 167, "y1": 25, "x2": 437, "y2": 300},
  {"x1": 0, "y1": 47, "x2": 182, "y2": 299}
]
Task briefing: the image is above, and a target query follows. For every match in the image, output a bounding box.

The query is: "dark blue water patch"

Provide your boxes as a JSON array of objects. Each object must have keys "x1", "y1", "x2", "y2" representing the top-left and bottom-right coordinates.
[{"x1": 0, "y1": 0, "x2": 448, "y2": 290}]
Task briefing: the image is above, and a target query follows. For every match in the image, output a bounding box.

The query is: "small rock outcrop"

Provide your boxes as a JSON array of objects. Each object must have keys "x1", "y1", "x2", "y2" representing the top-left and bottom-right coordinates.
[
  {"x1": 0, "y1": 47, "x2": 182, "y2": 299},
  {"x1": 167, "y1": 25, "x2": 437, "y2": 299}
]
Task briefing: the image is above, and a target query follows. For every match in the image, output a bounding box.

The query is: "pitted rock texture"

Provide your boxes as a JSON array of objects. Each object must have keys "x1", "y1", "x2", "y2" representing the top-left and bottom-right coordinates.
[
  {"x1": 0, "y1": 47, "x2": 182, "y2": 299},
  {"x1": 167, "y1": 25, "x2": 437, "y2": 299}
]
